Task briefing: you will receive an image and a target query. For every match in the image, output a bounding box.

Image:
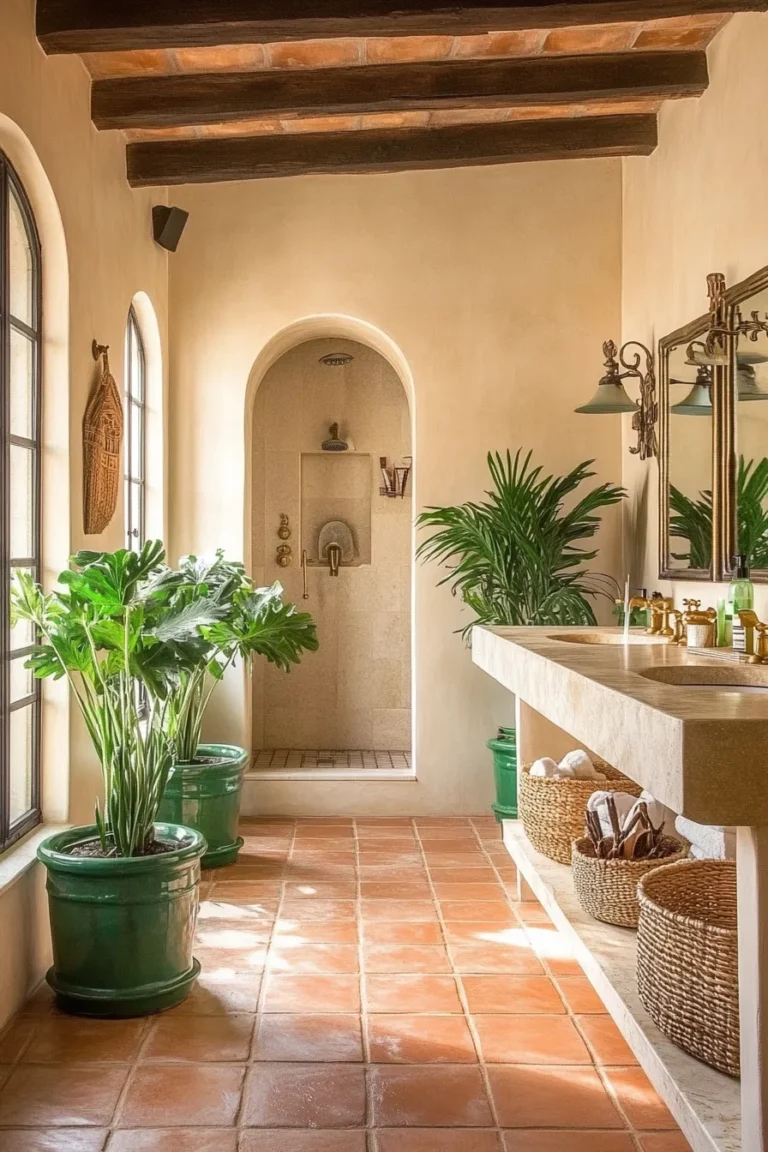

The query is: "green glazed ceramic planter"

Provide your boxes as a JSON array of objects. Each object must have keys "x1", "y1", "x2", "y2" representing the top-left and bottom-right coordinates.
[
  {"x1": 38, "y1": 823, "x2": 206, "y2": 1017},
  {"x1": 158, "y1": 743, "x2": 249, "y2": 869},
  {"x1": 487, "y1": 726, "x2": 518, "y2": 822}
]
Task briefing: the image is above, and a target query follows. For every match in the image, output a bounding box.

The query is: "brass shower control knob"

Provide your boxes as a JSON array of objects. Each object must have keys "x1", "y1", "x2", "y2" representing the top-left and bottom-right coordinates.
[
  {"x1": 276, "y1": 544, "x2": 292, "y2": 568},
  {"x1": 278, "y1": 514, "x2": 291, "y2": 540}
]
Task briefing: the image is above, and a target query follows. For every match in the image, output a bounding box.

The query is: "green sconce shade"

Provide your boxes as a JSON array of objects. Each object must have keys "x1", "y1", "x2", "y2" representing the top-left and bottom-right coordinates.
[
  {"x1": 575, "y1": 381, "x2": 637, "y2": 415},
  {"x1": 671, "y1": 381, "x2": 713, "y2": 416}
]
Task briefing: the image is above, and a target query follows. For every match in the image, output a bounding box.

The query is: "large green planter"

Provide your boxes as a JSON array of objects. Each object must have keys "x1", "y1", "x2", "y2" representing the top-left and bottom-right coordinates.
[
  {"x1": 487, "y1": 726, "x2": 518, "y2": 823},
  {"x1": 157, "y1": 743, "x2": 248, "y2": 870},
  {"x1": 38, "y1": 823, "x2": 206, "y2": 1018}
]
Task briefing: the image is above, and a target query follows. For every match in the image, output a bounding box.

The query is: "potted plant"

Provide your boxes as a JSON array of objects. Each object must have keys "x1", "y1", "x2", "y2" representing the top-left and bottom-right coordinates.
[
  {"x1": 11, "y1": 542, "x2": 228, "y2": 1016},
  {"x1": 417, "y1": 449, "x2": 625, "y2": 820},
  {"x1": 157, "y1": 552, "x2": 317, "y2": 868}
]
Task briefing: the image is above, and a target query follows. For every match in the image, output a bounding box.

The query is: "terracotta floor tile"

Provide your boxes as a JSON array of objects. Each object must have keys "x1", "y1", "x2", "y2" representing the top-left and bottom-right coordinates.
[
  {"x1": 144, "y1": 1014, "x2": 253, "y2": 1062},
  {"x1": 243, "y1": 1063, "x2": 366, "y2": 1128},
  {"x1": 280, "y1": 900, "x2": 358, "y2": 921},
  {"x1": 461, "y1": 976, "x2": 565, "y2": 1015},
  {"x1": 108, "y1": 1132, "x2": 237, "y2": 1152},
  {"x1": 361, "y1": 883, "x2": 432, "y2": 899},
  {"x1": 240, "y1": 1135, "x2": 366, "y2": 1152},
  {"x1": 0, "y1": 1064, "x2": 127, "y2": 1127},
  {"x1": 211, "y1": 869, "x2": 283, "y2": 884},
  {"x1": 501, "y1": 1134, "x2": 635, "y2": 1151},
  {"x1": 359, "y1": 840, "x2": 420, "y2": 853},
  {"x1": 166, "y1": 970, "x2": 261, "y2": 1015},
  {"x1": 194, "y1": 945, "x2": 267, "y2": 972},
  {"x1": 556, "y1": 977, "x2": 608, "y2": 1015},
  {"x1": 376, "y1": 1133, "x2": 501, "y2": 1152},
  {"x1": 119, "y1": 1064, "x2": 244, "y2": 1127},
  {"x1": 637, "y1": 1136, "x2": 693, "y2": 1152},
  {"x1": 262, "y1": 974, "x2": 361, "y2": 1013},
  {"x1": 267, "y1": 942, "x2": 359, "y2": 973},
  {"x1": 544, "y1": 955, "x2": 585, "y2": 976},
  {"x1": 369, "y1": 1065, "x2": 493, "y2": 1127},
  {"x1": 418, "y1": 827, "x2": 478, "y2": 839},
  {"x1": 291, "y1": 851, "x2": 357, "y2": 865},
  {"x1": 604, "y1": 1066, "x2": 679, "y2": 1129},
  {"x1": 363, "y1": 944, "x2": 451, "y2": 973},
  {"x1": 576, "y1": 1015, "x2": 638, "y2": 1065},
  {"x1": 443, "y1": 922, "x2": 521, "y2": 944},
  {"x1": 0, "y1": 1018, "x2": 38, "y2": 1062},
  {"x1": 433, "y1": 883, "x2": 503, "y2": 900},
  {"x1": 440, "y1": 901, "x2": 515, "y2": 922},
  {"x1": 284, "y1": 882, "x2": 358, "y2": 899},
  {"x1": 357, "y1": 853, "x2": 423, "y2": 866},
  {"x1": 198, "y1": 901, "x2": 275, "y2": 924},
  {"x1": 366, "y1": 974, "x2": 462, "y2": 1013},
  {"x1": 18, "y1": 1018, "x2": 144, "y2": 1065},
  {"x1": 474, "y1": 1014, "x2": 591, "y2": 1063},
  {"x1": 488, "y1": 1065, "x2": 623, "y2": 1129},
  {"x1": 361, "y1": 901, "x2": 439, "y2": 922},
  {"x1": 273, "y1": 920, "x2": 359, "y2": 944},
  {"x1": 516, "y1": 902, "x2": 554, "y2": 925},
  {"x1": 364, "y1": 922, "x2": 444, "y2": 946},
  {"x1": 208, "y1": 883, "x2": 280, "y2": 906},
  {"x1": 0, "y1": 1133, "x2": 109, "y2": 1152},
  {"x1": 449, "y1": 943, "x2": 543, "y2": 975},
  {"x1": 294, "y1": 826, "x2": 355, "y2": 838},
  {"x1": 427, "y1": 867, "x2": 498, "y2": 883},
  {"x1": 368, "y1": 1014, "x2": 477, "y2": 1063},
  {"x1": 253, "y1": 1014, "x2": 363, "y2": 1062}
]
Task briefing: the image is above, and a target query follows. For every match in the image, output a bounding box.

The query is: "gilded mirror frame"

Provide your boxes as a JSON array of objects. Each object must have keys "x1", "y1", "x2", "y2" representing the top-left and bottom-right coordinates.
[
  {"x1": 658, "y1": 312, "x2": 722, "y2": 582},
  {"x1": 722, "y1": 262, "x2": 768, "y2": 583}
]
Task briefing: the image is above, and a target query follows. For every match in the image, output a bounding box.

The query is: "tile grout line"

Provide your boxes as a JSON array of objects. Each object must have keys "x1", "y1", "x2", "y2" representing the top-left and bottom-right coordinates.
[
  {"x1": 414, "y1": 818, "x2": 505, "y2": 1146},
  {"x1": 236, "y1": 816, "x2": 298, "y2": 1146},
  {"x1": 103, "y1": 1014, "x2": 155, "y2": 1146}
]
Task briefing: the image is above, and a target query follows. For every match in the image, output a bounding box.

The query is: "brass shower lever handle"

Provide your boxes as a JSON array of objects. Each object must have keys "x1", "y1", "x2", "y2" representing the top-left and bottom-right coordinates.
[{"x1": 302, "y1": 550, "x2": 309, "y2": 600}]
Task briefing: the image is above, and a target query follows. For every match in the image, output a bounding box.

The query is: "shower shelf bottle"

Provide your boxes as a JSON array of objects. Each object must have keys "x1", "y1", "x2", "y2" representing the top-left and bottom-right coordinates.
[{"x1": 726, "y1": 553, "x2": 754, "y2": 651}]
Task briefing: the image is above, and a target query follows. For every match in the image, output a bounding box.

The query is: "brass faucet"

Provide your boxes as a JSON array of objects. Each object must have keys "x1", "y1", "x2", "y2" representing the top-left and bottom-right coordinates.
[
  {"x1": 627, "y1": 591, "x2": 674, "y2": 636},
  {"x1": 327, "y1": 543, "x2": 342, "y2": 577},
  {"x1": 738, "y1": 610, "x2": 768, "y2": 663}
]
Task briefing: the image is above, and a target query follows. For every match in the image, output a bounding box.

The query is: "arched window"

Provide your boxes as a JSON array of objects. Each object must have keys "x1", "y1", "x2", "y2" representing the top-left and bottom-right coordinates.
[
  {"x1": 124, "y1": 306, "x2": 146, "y2": 552},
  {"x1": 1, "y1": 150, "x2": 42, "y2": 850}
]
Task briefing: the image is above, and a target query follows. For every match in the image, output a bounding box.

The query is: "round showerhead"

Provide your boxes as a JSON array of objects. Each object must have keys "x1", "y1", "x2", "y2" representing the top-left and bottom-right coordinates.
[{"x1": 319, "y1": 352, "x2": 354, "y2": 367}]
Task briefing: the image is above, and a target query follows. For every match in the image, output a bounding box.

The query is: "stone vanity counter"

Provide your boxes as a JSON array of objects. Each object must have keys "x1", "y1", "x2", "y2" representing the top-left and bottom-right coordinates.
[{"x1": 472, "y1": 625, "x2": 768, "y2": 826}]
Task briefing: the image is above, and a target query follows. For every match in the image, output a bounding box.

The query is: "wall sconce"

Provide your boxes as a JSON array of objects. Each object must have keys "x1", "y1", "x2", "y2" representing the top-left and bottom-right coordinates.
[
  {"x1": 575, "y1": 339, "x2": 658, "y2": 460},
  {"x1": 670, "y1": 360, "x2": 713, "y2": 417}
]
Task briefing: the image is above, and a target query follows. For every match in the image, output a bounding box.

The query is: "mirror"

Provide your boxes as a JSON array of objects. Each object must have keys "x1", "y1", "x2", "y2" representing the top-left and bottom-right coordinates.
[
  {"x1": 659, "y1": 315, "x2": 715, "y2": 580},
  {"x1": 724, "y1": 268, "x2": 768, "y2": 580}
]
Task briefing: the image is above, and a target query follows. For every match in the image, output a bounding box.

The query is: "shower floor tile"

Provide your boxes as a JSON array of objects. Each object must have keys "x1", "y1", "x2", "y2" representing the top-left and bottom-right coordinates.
[{"x1": 254, "y1": 750, "x2": 412, "y2": 771}]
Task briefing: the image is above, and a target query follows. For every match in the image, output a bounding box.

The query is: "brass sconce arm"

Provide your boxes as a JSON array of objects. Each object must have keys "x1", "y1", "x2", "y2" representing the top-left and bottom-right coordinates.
[{"x1": 576, "y1": 339, "x2": 658, "y2": 461}]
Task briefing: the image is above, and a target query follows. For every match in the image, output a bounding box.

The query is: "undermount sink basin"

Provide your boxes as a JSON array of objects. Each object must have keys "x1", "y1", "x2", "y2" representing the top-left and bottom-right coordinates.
[
  {"x1": 551, "y1": 631, "x2": 668, "y2": 646},
  {"x1": 640, "y1": 665, "x2": 768, "y2": 692}
]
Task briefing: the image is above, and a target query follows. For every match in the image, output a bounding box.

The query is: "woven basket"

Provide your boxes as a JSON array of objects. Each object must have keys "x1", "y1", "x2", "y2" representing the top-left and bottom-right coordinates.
[
  {"x1": 572, "y1": 836, "x2": 688, "y2": 928},
  {"x1": 637, "y1": 859, "x2": 739, "y2": 1077},
  {"x1": 519, "y1": 761, "x2": 642, "y2": 864}
]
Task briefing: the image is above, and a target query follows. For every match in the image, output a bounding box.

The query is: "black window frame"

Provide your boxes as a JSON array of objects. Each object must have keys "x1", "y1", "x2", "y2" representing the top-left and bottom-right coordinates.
[
  {"x1": 0, "y1": 151, "x2": 43, "y2": 853},
  {"x1": 124, "y1": 305, "x2": 146, "y2": 552}
]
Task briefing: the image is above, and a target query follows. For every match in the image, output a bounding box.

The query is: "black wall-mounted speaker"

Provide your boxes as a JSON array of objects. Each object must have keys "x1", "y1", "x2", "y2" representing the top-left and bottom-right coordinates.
[{"x1": 152, "y1": 205, "x2": 189, "y2": 252}]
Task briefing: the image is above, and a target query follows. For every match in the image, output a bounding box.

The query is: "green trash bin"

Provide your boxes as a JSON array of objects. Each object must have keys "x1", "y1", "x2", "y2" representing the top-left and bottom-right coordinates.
[{"x1": 487, "y1": 726, "x2": 518, "y2": 823}]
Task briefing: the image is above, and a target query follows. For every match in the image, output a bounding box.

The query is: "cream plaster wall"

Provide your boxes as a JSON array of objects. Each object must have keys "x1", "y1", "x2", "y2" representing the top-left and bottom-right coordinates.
[
  {"x1": 622, "y1": 12, "x2": 768, "y2": 611},
  {"x1": 252, "y1": 338, "x2": 412, "y2": 754},
  {"x1": 0, "y1": 0, "x2": 169, "y2": 1025},
  {"x1": 168, "y1": 158, "x2": 625, "y2": 816}
]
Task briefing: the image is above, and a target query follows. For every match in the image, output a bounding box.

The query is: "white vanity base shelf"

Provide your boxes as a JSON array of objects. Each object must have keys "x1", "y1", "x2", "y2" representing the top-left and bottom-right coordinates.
[{"x1": 503, "y1": 821, "x2": 741, "y2": 1152}]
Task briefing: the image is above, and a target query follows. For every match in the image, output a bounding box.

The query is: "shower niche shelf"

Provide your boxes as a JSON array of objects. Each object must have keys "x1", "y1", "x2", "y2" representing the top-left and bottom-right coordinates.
[{"x1": 300, "y1": 452, "x2": 372, "y2": 567}]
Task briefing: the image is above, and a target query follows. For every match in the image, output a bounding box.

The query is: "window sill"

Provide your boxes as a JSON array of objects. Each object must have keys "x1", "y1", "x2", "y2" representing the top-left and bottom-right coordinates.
[{"x1": 0, "y1": 823, "x2": 71, "y2": 900}]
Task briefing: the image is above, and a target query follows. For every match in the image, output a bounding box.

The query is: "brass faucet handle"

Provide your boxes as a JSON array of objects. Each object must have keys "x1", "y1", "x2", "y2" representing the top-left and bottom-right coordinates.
[{"x1": 739, "y1": 611, "x2": 768, "y2": 663}]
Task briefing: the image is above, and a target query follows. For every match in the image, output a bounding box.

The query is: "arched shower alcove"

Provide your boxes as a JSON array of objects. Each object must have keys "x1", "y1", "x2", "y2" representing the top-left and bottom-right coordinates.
[{"x1": 244, "y1": 318, "x2": 414, "y2": 777}]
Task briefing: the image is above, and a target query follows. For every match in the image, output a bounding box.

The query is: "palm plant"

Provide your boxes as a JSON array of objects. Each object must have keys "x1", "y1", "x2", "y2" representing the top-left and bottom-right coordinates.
[
  {"x1": 417, "y1": 449, "x2": 625, "y2": 638},
  {"x1": 165, "y1": 552, "x2": 318, "y2": 763},
  {"x1": 11, "y1": 542, "x2": 227, "y2": 857},
  {"x1": 670, "y1": 456, "x2": 768, "y2": 569}
]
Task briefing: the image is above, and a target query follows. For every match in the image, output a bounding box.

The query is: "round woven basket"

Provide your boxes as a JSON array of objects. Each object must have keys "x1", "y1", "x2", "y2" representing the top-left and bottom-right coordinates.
[
  {"x1": 519, "y1": 761, "x2": 642, "y2": 864},
  {"x1": 572, "y1": 836, "x2": 688, "y2": 928},
  {"x1": 637, "y1": 859, "x2": 739, "y2": 1077}
]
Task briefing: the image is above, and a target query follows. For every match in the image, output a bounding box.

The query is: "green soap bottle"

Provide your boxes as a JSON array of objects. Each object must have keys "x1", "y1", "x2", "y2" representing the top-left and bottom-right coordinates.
[{"x1": 727, "y1": 553, "x2": 754, "y2": 647}]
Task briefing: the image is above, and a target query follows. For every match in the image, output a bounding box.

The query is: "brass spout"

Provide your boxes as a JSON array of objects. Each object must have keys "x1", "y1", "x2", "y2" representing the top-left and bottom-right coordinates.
[{"x1": 327, "y1": 543, "x2": 341, "y2": 577}]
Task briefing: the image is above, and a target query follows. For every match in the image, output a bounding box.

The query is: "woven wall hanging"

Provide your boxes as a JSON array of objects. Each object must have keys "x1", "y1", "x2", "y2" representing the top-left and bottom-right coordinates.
[{"x1": 83, "y1": 343, "x2": 123, "y2": 535}]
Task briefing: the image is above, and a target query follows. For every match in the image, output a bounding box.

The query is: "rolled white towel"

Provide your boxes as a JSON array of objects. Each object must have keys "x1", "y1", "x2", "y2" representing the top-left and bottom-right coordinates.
[
  {"x1": 640, "y1": 790, "x2": 677, "y2": 835},
  {"x1": 587, "y1": 790, "x2": 639, "y2": 839},
  {"x1": 529, "y1": 757, "x2": 560, "y2": 779},
  {"x1": 675, "y1": 816, "x2": 736, "y2": 860},
  {"x1": 559, "y1": 749, "x2": 600, "y2": 780}
]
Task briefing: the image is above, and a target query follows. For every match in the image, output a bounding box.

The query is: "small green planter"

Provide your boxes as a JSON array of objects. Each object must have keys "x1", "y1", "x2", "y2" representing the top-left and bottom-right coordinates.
[
  {"x1": 487, "y1": 726, "x2": 518, "y2": 823},
  {"x1": 38, "y1": 823, "x2": 206, "y2": 1018},
  {"x1": 157, "y1": 743, "x2": 249, "y2": 870}
]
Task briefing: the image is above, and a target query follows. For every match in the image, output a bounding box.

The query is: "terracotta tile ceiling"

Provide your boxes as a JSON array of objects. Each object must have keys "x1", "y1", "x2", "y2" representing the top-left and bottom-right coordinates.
[{"x1": 78, "y1": 14, "x2": 728, "y2": 143}]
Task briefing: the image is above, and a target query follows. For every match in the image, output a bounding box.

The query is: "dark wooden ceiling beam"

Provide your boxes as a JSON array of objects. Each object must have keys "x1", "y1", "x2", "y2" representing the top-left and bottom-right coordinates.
[
  {"x1": 93, "y1": 50, "x2": 706, "y2": 131},
  {"x1": 38, "y1": 0, "x2": 768, "y2": 53},
  {"x1": 126, "y1": 112, "x2": 658, "y2": 186}
]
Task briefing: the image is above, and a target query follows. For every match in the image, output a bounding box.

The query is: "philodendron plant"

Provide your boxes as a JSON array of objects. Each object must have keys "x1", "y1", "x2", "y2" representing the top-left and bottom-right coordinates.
[
  {"x1": 164, "y1": 552, "x2": 318, "y2": 764},
  {"x1": 11, "y1": 542, "x2": 228, "y2": 857}
]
